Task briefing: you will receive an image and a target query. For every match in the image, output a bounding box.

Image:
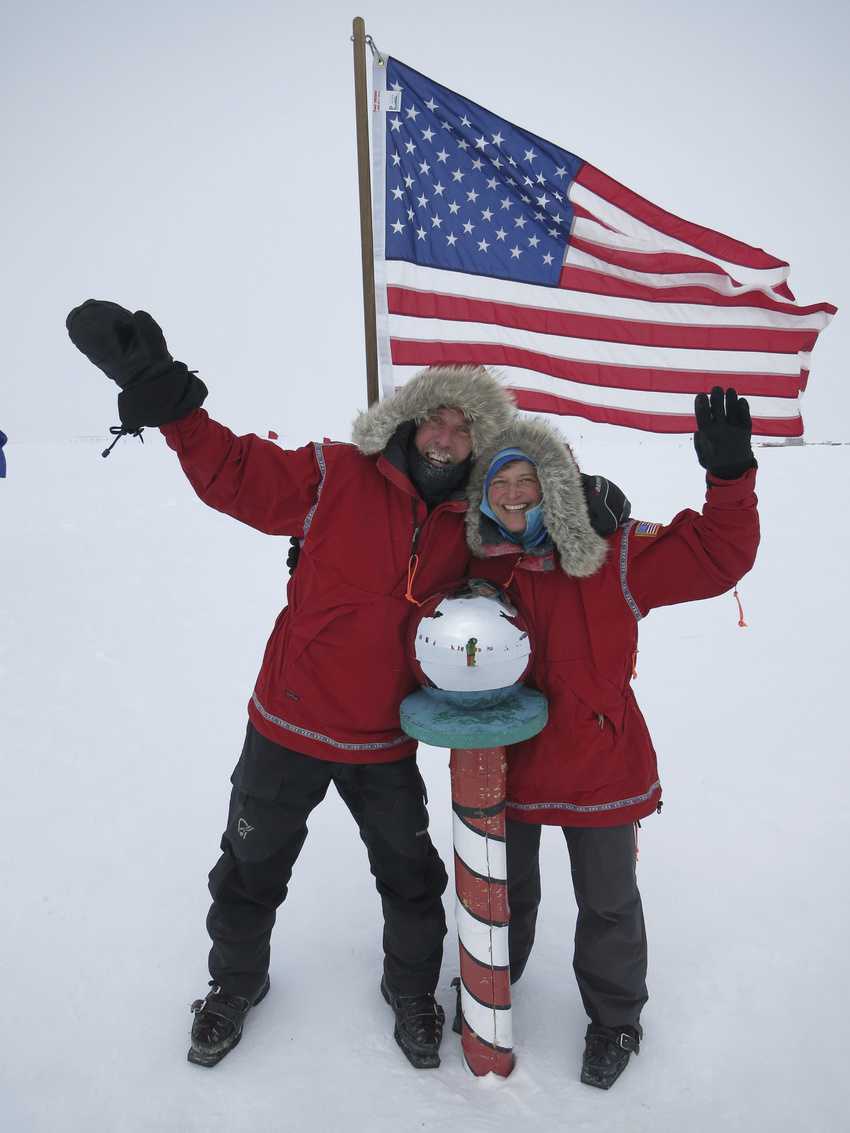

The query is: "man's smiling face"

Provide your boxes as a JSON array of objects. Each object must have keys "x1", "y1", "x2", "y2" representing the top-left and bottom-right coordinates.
[{"x1": 413, "y1": 406, "x2": 473, "y2": 466}]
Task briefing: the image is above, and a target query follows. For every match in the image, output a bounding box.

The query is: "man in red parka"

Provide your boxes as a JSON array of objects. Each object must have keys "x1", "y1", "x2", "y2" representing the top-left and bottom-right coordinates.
[
  {"x1": 464, "y1": 388, "x2": 759, "y2": 1089},
  {"x1": 66, "y1": 299, "x2": 518, "y2": 1071}
]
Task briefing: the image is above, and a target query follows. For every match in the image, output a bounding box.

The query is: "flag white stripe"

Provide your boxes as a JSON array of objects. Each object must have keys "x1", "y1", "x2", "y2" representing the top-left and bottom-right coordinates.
[
  {"x1": 384, "y1": 261, "x2": 830, "y2": 332},
  {"x1": 388, "y1": 315, "x2": 803, "y2": 376},
  {"x1": 390, "y1": 364, "x2": 803, "y2": 420},
  {"x1": 569, "y1": 182, "x2": 791, "y2": 290},
  {"x1": 573, "y1": 215, "x2": 737, "y2": 260}
]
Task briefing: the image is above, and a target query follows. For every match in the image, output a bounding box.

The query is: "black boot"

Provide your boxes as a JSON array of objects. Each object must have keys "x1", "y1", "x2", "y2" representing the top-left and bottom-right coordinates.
[
  {"x1": 187, "y1": 976, "x2": 271, "y2": 1067},
  {"x1": 381, "y1": 976, "x2": 445, "y2": 1069},
  {"x1": 580, "y1": 1023, "x2": 641, "y2": 1090}
]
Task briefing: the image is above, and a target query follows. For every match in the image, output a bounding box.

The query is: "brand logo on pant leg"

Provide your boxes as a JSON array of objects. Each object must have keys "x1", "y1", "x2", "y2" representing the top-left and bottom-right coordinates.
[{"x1": 237, "y1": 817, "x2": 254, "y2": 839}]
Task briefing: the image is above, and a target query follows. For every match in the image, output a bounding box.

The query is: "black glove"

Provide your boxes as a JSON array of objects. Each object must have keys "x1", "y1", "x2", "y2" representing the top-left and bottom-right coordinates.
[
  {"x1": 581, "y1": 473, "x2": 631, "y2": 537},
  {"x1": 286, "y1": 537, "x2": 301, "y2": 575},
  {"x1": 66, "y1": 299, "x2": 207, "y2": 431},
  {"x1": 693, "y1": 386, "x2": 757, "y2": 480}
]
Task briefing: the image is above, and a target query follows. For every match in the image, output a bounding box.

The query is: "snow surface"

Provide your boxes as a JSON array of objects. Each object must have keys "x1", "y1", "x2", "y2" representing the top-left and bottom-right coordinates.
[
  {"x1": 4, "y1": 1, "x2": 850, "y2": 1129},
  {"x1": 2, "y1": 433, "x2": 849, "y2": 1133}
]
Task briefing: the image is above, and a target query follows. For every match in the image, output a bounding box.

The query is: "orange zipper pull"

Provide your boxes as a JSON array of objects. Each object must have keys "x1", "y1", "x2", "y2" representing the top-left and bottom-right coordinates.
[
  {"x1": 503, "y1": 553, "x2": 524, "y2": 590},
  {"x1": 405, "y1": 554, "x2": 422, "y2": 606}
]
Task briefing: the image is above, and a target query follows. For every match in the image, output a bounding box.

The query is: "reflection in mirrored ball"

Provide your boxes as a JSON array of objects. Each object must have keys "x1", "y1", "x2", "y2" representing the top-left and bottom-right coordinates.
[{"x1": 409, "y1": 580, "x2": 532, "y2": 707}]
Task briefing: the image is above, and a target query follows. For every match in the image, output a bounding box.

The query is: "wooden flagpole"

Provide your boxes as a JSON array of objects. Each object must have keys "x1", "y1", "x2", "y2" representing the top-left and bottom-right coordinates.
[{"x1": 351, "y1": 16, "x2": 380, "y2": 407}]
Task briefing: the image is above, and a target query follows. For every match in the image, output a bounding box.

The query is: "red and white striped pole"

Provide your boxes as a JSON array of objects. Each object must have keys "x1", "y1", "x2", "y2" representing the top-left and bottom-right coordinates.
[
  {"x1": 450, "y1": 745, "x2": 514, "y2": 1076},
  {"x1": 400, "y1": 584, "x2": 548, "y2": 1077}
]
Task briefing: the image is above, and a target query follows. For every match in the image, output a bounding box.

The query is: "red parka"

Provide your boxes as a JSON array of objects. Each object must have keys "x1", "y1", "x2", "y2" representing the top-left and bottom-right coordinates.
[
  {"x1": 466, "y1": 418, "x2": 760, "y2": 827},
  {"x1": 160, "y1": 367, "x2": 515, "y2": 763}
]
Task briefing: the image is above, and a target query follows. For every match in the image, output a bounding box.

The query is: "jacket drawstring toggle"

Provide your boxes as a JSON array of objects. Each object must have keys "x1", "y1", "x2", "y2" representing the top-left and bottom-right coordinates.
[
  {"x1": 102, "y1": 424, "x2": 144, "y2": 459},
  {"x1": 733, "y1": 587, "x2": 748, "y2": 628}
]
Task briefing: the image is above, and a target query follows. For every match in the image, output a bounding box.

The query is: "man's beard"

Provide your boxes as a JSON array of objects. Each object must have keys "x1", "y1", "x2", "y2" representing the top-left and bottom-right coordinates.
[{"x1": 407, "y1": 438, "x2": 472, "y2": 506}]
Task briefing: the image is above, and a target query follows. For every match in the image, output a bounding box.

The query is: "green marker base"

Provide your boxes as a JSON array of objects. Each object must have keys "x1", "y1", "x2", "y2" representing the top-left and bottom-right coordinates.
[{"x1": 399, "y1": 686, "x2": 548, "y2": 749}]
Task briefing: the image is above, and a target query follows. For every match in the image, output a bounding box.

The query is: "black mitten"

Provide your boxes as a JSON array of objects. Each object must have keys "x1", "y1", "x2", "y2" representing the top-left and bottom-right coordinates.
[
  {"x1": 66, "y1": 299, "x2": 207, "y2": 430},
  {"x1": 693, "y1": 386, "x2": 757, "y2": 480},
  {"x1": 581, "y1": 473, "x2": 631, "y2": 536}
]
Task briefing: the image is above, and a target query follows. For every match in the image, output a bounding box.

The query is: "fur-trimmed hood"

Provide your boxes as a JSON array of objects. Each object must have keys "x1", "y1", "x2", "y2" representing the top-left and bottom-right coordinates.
[
  {"x1": 466, "y1": 417, "x2": 608, "y2": 578},
  {"x1": 351, "y1": 365, "x2": 515, "y2": 457}
]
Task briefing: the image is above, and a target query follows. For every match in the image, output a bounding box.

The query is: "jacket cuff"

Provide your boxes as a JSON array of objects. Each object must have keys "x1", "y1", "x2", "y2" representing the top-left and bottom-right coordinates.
[
  {"x1": 705, "y1": 467, "x2": 757, "y2": 503},
  {"x1": 159, "y1": 406, "x2": 208, "y2": 440}
]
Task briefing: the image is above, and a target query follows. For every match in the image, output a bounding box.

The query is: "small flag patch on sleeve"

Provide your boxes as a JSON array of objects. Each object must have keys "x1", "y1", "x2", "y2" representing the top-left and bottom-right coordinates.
[{"x1": 634, "y1": 521, "x2": 661, "y2": 537}]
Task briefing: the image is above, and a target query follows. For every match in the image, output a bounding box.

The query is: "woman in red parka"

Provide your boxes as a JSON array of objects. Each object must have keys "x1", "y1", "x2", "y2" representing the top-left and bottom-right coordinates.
[{"x1": 464, "y1": 388, "x2": 760, "y2": 1090}]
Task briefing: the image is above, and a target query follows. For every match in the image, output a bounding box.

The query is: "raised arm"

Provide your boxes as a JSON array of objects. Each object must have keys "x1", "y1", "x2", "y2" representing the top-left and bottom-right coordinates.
[
  {"x1": 66, "y1": 299, "x2": 321, "y2": 535},
  {"x1": 160, "y1": 410, "x2": 321, "y2": 535},
  {"x1": 625, "y1": 387, "x2": 760, "y2": 616}
]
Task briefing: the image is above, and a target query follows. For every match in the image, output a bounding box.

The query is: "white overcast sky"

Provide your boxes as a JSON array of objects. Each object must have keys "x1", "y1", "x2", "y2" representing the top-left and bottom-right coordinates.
[{"x1": 3, "y1": 0, "x2": 848, "y2": 444}]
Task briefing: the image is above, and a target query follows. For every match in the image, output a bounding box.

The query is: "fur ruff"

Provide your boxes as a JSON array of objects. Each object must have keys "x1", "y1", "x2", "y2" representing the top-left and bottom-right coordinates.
[
  {"x1": 350, "y1": 365, "x2": 515, "y2": 457},
  {"x1": 466, "y1": 417, "x2": 608, "y2": 578}
]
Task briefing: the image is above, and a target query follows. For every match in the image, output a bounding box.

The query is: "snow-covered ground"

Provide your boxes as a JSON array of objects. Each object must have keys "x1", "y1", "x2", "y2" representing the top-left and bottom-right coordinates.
[{"x1": 2, "y1": 430, "x2": 848, "y2": 1133}]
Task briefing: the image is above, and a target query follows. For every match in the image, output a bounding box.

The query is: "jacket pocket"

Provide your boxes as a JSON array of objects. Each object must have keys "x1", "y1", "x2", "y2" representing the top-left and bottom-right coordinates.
[{"x1": 547, "y1": 660, "x2": 627, "y2": 738}]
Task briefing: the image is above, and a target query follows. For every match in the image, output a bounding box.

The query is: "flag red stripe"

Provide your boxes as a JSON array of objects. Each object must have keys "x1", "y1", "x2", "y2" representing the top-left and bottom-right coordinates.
[
  {"x1": 389, "y1": 338, "x2": 804, "y2": 398},
  {"x1": 510, "y1": 387, "x2": 803, "y2": 437},
  {"x1": 558, "y1": 264, "x2": 837, "y2": 317},
  {"x1": 575, "y1": 164, "x2": 788, "y2": 271},
  {"x1": 571, "y1": 235, "x2": 738, "y2": 279},
  {"x1": 387, "y1": 285, "x2": 817, "y2": 354}
]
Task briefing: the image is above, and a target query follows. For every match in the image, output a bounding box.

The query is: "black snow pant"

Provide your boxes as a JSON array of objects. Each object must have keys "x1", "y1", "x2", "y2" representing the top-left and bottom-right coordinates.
[
  {"x1": 506, "y1": 818, "x2": 648, "y2": 1029},
  {"x1": 206, "y1": 723, "x2": 448, "y2": 999}
]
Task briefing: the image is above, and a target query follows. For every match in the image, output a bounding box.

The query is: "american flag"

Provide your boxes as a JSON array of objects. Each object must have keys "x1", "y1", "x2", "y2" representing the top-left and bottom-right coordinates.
[{"x1": 371, "y1": 56, "x2": 836, "y2": 436}]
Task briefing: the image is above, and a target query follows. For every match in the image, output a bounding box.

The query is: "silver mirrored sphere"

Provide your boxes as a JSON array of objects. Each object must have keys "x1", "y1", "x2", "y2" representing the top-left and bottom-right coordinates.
[{"x1": 410, "y1": 580, "x2": 531, "y2": 705}]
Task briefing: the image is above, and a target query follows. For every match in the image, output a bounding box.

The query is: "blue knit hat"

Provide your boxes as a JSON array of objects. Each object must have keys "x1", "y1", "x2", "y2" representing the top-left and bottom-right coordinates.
[{"x1": 481, "y1": 447, "x2": 548, "y2": 549}]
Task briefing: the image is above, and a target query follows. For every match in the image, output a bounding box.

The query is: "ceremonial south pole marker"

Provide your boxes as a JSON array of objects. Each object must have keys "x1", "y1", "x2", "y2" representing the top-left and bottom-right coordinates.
[
  {"x1": 402, "y1": 582, "x2": 547, "y2": 1078},
  {"x1": 400, "y1": 688, "x2": 546, "y2": 1077}
]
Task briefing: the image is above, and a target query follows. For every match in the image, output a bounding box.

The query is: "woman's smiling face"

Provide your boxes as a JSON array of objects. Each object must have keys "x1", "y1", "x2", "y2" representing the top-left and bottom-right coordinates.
[{"x1": 487, "y1": 460, "x2": 542, "y2": 533}]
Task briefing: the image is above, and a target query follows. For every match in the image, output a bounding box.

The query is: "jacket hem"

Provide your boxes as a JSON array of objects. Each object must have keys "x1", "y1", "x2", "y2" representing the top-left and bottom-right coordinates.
[
  {"x1": 248, "y1": 695, "x2": 416, "y2": 765},
  {"x1": 506, "y1": 781, "x2": 661, "y2": 827}
]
